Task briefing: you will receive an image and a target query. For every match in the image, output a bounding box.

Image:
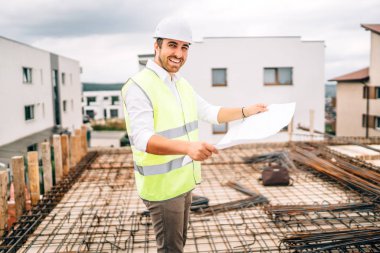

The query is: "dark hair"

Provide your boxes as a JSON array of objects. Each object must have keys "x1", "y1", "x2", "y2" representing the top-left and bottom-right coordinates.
[{"x1": 156, "y1": 38, "x2": 163, "y2": 48}]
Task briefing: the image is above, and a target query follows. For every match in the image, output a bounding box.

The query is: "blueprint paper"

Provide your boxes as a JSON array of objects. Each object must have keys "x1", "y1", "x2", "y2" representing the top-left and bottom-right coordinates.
[
  {"x1": 182, "y1": 102, "x2": 296, "y2": 165},
  {"x1": 215, "y1": 102, "x2": 296, "y2": 149}
]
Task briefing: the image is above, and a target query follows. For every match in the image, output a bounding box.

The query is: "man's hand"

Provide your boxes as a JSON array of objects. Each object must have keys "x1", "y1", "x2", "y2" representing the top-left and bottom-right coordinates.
[
  {"x1": 244, "y1": 103, "x2": 268, "y2": 117},
  {"x1": 187, "y1": 142, "x2": 219, "y2": 161}
]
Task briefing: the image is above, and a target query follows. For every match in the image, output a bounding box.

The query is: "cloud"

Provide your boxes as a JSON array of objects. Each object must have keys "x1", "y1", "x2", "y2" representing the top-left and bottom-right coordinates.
[
  {"x1": 0, "y1": 0, "x2": 181, "y2": 39},
  {"x1": 32, "y1": 33, "x2": 154, "y2": 82},
  {"x1": 1, "y1": 0, "x2": 379, "y2": 81}
]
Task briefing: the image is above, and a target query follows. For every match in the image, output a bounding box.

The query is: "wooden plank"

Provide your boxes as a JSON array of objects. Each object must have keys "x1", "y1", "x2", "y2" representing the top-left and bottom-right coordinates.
[
  {"x1": 70, "y1": 135, "x2": 78, "y2": 167},
  {"x1": 12, "y1": 156, "x2": 26, "y2": 219},
  {"x1": 41, "y1": 142, "x2": 53, "y2": 193},
  {"x1": 53, "y1": 135, "x2": 63, "y2": 183},
  {"x1": 0, "y1": 171, "x2": 8, "y2": 236},
  {"x1": 81, "y1": 125, "x2": 88, "y2": 155},
  {"x1": 288, "y1": 117, "x2": 293, "y2": 142},
  {"x1": 27, "y1": 151, "x2": 40, "y2": 206},
  {"x1": 309, "y1": 109, "x2": 315, "y2": 135},
  {"x1": 70, "y1": 135, "x2": 76, "y2": 167},
  {"x1": 61, "y1": 134, "x2": 70, "y2": 176},
  {"x1": 75, "y1": 134, "x2": 82, "y2": 164},
  {"x1": 75, "y1": 129, "x2": 83, "y2": 160}
]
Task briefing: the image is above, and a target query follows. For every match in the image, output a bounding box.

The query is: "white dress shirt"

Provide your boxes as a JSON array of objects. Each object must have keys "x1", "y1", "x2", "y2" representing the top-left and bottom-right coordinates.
[{"x1": 125, "y1": 59, "x2": 221, "y2": 152}]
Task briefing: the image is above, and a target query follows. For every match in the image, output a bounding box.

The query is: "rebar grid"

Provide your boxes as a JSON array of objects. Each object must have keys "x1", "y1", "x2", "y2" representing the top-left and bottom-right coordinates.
[
  {"x1": 7, "y1": 145, "x2": 380, "y2": 252},
  {"x1": 0, "y1": 151, "x2": 99, "y2": 253}
]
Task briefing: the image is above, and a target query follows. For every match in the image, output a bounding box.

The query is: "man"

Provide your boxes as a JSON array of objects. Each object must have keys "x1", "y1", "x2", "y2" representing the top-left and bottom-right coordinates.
[{"x1": 121, "y1": 16, "x2": 267, "y2": 253}]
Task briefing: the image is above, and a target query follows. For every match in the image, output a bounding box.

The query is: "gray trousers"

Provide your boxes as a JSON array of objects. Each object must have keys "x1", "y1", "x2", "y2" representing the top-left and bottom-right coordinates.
[{"x1": 143, "y1": 191, "x2": 192, "y2": 253}]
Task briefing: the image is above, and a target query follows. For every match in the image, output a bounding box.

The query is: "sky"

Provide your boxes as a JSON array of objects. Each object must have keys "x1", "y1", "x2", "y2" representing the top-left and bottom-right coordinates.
[{"x1": 1, "y1": 0, "x2": 379, "y2": 83}]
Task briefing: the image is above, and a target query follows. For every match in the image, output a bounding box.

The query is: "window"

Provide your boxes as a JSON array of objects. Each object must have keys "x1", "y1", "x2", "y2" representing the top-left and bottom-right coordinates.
[
  {"x1": 363, "y1": 86, "x2": 380, "y2": 99},
  {"x1": 264, "y1": 67, "x2": 293, "y2": 85},
  {"x1": 376, "y1": 117, "x2": 380, "y2": 129},
  {"x1": 61, "y1": 72, "x2": 66, "y2": 85},
  {"x1": 87, "y1": 96, "x2": 96, "y2": 106},
  {"x1": 23, "y1": 67, "x2": 32, "y2": 83},
  {"x1": 363, "y1": 86, "x2": 369, "y2": 99},
  {"x1": 212, "y1": 68, "x2": 227, "y2": 86},
  {"x1": 104, "y1": 96, "x2": 109, "y2": 100},
  {"x1": 362, "y1": 114, "x2": 375, "y2": 128},
  {"x1": 86, "y1": 110, "x2": 95, "y2": 119},
  {"x1": 110, "y1": 109, "x2": 119, "y2": 118},
  {"x1": 111, "y1": 96, "x2": 119, "y2": 105},
  {"x1": 27, "y1": 143, "x2": 38, "y2": 152},
  {"x1": 362, "y1": 114, "x2": 367, "y2": 127},
  {"x1": 63, "y1": 100, "x2": 67, "y2": 112},
  {"x1": 71, "y1": 99, "x2": 74, "y2": 111},
  {"x1": 25, "y1": 105, "x2": 35, "y2": 120},
  {"x1": 52, "y1": 70, "x2": 58, "y2": 87},
  {"x1": 212, "y1": 123, "x2": 228, "y2": 134},
  {"x1": 376, "y1": 87, "x2": 380, "y2": 99}
]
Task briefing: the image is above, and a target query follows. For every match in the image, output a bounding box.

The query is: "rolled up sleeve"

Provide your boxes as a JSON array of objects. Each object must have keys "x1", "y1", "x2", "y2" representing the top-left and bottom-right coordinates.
[{"x1": 196, "y1": 94, "x2": 221, "y2": 124}]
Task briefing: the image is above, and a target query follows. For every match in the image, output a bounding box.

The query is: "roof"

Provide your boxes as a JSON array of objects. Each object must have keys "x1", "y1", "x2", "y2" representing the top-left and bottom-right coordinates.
[
  {"x1": 82, "y1": 82, "x2": 124, "y2": 92},
  {"x1": 200, "y1": 36, "x2": 324, "y2": 44},
  {"x1": 0, "y1": 36, "x2": 79, "y2": 63},
  {"x1": 361, "y1": 24, "x2": 380, "y2": 35},
  {"x1": 329, "y1": 67, "x2": 369, "y2": 82}
]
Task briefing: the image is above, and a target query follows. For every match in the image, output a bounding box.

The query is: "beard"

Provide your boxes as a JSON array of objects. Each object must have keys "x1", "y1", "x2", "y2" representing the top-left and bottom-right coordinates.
[{"x1": 158, "y1": 53, "x2": 184, "y2": 74}]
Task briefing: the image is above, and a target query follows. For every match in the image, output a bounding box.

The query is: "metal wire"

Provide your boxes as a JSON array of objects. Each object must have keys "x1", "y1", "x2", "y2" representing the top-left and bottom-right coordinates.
[
  {"x1": 2, "y1": 142, "x2": 380, "y2": 252},
  {"x1": 0, "y1": 151, "x2": 99, "y2": 253}
]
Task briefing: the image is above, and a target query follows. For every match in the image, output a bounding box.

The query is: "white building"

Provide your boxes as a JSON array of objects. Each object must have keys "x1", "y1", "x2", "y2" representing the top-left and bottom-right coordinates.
[
  {"x1": 82, "y1": 83, "x2": 124, "y2": 120},
  {"x1": 139, "y1": 36, "x2": 325, "y2": 143},
  {"x1": 0, "y1": 36, "x2": 82, "y2": 163}
]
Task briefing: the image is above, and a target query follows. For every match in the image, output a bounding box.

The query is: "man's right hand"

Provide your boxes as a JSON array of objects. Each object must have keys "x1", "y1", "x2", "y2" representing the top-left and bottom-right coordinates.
[{"x1": 187, "y1": 142, "x2": 219, "y2": 161}]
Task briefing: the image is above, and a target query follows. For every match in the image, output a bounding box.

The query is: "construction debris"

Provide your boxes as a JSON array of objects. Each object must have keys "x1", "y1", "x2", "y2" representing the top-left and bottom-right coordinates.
[
  {"x1": 282, "y1": 227, "x2": 380, "y2": 252},
  {"x1": 264, "y1": 202, "x2": 377, "y2": 220},
  {"x1": 291, "y1": 145, "x2": 380, "y2": 199},
  {"x1": 193, "y1": 195, "x2": 268, "y2": 215},
  {"x1": 1, "y1": 138, "x2": 380, "y2": 252},
  {"x1": 190, "y1": 195, "x2": 209, "y2": 211}
]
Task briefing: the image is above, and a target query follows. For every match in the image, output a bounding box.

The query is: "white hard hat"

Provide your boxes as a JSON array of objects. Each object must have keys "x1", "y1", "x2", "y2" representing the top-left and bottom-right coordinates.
[{"x1": 154, "y1": 16, "x2": 192, "y2": 43}]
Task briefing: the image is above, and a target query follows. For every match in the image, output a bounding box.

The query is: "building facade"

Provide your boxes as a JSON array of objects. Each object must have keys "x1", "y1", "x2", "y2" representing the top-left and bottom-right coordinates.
[
  {"x1": 330, "y1": 24, "x2": 380, "y2": 137},
  {"x1": 0, "y1": 36, "x2": 82, "y2": 163},
  {"x1": 145, "y1": 36, "x2": 324, "y2": 143},
  {"x1": 82, "y1": 83, "x2": 124, "y2": 120}
]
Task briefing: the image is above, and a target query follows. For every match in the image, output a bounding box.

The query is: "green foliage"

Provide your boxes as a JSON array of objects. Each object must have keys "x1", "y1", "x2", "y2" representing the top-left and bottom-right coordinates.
[
  {"x1": 120, "y1": 134, "x2": 130, "y2": 147},
  {"x1": 92, "y1": 120, "x2": 126, "y2": 131},
  {"x1": 325, "y1": 124, "x2": 336, "y2": 135}
]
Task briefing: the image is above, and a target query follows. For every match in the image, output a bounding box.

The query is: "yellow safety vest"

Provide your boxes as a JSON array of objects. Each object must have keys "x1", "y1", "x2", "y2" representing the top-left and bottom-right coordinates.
[{"x1": 121, "y1": 68, "x2": 201, "y2": 201}]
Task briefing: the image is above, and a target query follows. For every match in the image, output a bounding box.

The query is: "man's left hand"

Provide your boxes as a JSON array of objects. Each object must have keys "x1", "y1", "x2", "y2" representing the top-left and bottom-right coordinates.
[{"x1": 244, "y1": 103, "x2": 268, "y2": 117}]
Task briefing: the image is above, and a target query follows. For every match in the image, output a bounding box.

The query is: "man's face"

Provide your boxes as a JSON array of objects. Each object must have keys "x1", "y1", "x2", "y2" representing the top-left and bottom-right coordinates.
[{"x1": 154, "y1": 38, "x2": 190, "y2": 75}]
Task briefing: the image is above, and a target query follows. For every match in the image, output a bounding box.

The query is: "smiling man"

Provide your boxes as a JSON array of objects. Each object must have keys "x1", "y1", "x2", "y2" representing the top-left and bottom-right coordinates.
[{"x1": 121, "y1": 16, "x2": 267, "y2": 252}]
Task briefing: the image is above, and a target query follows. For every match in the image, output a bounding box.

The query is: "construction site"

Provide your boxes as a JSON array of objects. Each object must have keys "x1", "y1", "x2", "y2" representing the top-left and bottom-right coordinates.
[{"x1": 1, "y1": 129, "x2": 380, "y2": 252}]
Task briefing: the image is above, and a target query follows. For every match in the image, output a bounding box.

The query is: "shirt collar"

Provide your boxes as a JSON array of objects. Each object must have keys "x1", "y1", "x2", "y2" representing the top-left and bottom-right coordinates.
[{"x1": 146, "y1": 59, "x2": 181, "y2": 83}]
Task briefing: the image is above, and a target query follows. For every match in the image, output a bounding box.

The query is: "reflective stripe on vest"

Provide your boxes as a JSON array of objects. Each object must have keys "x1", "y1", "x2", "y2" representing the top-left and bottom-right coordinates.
[
  {"x1": 128, "y1": 120, "x2": 198, "y2": 152},
  {"x1": 158, "y1": 120, "x2": 198, "y2": 139},
  {"x1": 134, "y1": 155, "x2": 192, "y2": 176}
]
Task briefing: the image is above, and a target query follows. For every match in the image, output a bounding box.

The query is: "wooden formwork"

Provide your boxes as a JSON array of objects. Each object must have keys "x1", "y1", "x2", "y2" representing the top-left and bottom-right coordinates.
[{"x1": 0, "y1": 126, "x2": 90, "y2": 252}]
